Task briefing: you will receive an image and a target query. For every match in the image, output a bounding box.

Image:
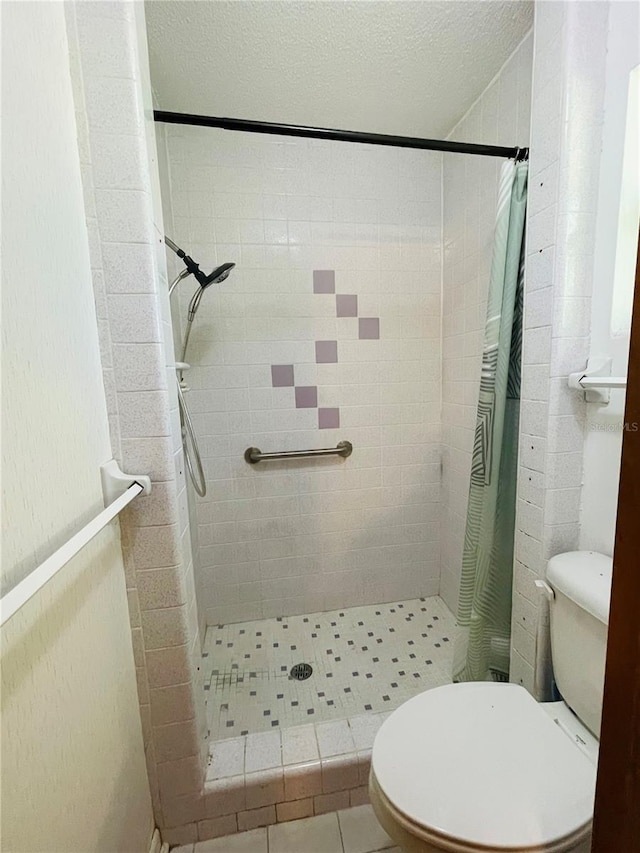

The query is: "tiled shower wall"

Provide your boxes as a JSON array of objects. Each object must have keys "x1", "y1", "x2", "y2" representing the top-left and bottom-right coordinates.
[
  {"x1": 158, "y1": 129, "x2": 443, "y2": 625},
  {"x1": 440, "y1": 33, "x2": 533, "y2": 612}
]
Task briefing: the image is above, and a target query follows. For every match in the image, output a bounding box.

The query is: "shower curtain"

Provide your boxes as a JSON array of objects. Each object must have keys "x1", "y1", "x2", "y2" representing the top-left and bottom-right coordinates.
[{"x1": 453, "y1": 159, "x2": 528, "y2": 684}]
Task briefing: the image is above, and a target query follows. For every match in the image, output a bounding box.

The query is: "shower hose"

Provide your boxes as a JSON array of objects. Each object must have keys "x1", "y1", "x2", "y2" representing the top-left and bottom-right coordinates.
[
  {"x1": 168, "y1": 267, "x2": 208, "y2": 498},
  {"x1": 176, "y1": 377, "x2": 207, "y2": 497}
]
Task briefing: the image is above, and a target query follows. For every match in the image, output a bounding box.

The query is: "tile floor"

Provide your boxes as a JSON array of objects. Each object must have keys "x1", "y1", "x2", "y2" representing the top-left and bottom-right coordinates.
[
  {"x1": 172, "y1": 805, "x2": 399, "y2": 853},
  {"x1": 204, "y1": 596, "x2": 455, "y2": 740}
]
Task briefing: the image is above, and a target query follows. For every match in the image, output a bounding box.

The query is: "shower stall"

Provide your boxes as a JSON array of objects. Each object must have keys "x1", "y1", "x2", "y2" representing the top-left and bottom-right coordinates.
[
  {"x1": 158, "y1": 126, "x2": 448, "y2": 742},
  {"x1": 155, "y1": 30, "x2": 532, "y2": 748}
]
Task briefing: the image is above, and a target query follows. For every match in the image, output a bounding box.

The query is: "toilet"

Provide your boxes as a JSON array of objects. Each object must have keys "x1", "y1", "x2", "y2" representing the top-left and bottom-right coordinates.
[{"x1": 370, "y1": 551, "x2": 612, "y2": 853}]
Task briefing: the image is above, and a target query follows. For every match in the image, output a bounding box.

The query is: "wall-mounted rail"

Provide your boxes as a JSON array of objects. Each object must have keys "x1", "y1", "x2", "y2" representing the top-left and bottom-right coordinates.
[
  {"x1": 573, "y1": 376, "x2": 627, "y2": 389},
  {"x1": 568, "y1": 357, "x2": 628, "y2": 403},
  {"x1": 244, "y1": 441, "x2": 353, "y2": 464},
  {"x1": 0, "y1": 462, "x2": 150, "y2": 628}
]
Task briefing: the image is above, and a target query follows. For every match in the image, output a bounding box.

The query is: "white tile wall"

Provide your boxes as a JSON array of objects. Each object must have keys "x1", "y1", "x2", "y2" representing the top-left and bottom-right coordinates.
[
  {"x1": 440, "y1": 33, "x2": 533, "y2": 613},
  {"x1": 512, "y1": 2, "x2": 608, "y2": 696},
  {"x1": 65, "y1": 0, "x2": 208, "y2": 834},
  {"x1": 159, "y1": 128, "x2": 443, "y2": 624}
]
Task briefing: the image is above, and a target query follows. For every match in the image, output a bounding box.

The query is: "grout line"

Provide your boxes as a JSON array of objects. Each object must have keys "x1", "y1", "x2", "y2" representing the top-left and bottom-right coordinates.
[
  {"x1": 446, "y1": 29, "x2": 534, "y2": 141},
  {"x1": 336, "y1": 808, "x2": 346, "y2": 853}
]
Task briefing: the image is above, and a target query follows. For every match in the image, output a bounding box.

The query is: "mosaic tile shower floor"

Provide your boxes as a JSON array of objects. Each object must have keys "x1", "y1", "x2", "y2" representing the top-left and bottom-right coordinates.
[{"x1": 203, "y1": 596, "x2": 456, "y2": 741}]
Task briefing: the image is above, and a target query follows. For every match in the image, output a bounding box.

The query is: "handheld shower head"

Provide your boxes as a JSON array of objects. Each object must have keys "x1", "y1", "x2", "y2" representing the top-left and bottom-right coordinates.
[
  {"x1": 201, "y1": 262, "x2": 235, "y2": 289},
  {"x1": 164, "y1": 239, "x2": 236, "y2": 502},
  {"x1": 186, "y1": 262, "x2": 236, "y2": 322},
  {"x1": 165, "y1": 235, "x2": 235, "y2": 292}
]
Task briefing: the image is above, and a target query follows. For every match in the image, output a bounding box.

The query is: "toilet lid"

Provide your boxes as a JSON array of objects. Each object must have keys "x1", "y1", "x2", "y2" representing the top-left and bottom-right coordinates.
[{"x1": 372, "y1": 683, "x2": 596, "y2": 850}]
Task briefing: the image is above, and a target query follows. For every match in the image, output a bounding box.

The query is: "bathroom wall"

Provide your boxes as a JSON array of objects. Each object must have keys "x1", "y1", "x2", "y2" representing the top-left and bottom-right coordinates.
[
  {"x1": 64, "y1": 0, "x2": 207, "y2": 838},
  {"x1": 580, "y1": 1, "x2": 639, "y2": 556},
  {"x1": 1, "y1": 3, "x2": 153, "y2": 850},
  {"x1": 440, "y1": 33, "x2": 533, "y2": 613},
  {"x1": 512, "y1": 1, "x2": 611, "y2": 695},
  {"x1": 158, "y1": 128, "x2": 443, "y2": 625}
]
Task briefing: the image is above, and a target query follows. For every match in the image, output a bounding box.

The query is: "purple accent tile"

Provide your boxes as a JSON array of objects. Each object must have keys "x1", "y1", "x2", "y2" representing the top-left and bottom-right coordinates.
[
  {"x1": 313, "y1": 270, "x2": 335, "y2": 294},
  {"x1": 359, "y1": 317, "x2": 380, "y2": 340},
  {"x1": 315, "y1": 340, "x2": 338, "y2": 363},
  {"x1": 336, "y1": 294, "x2": 358, "y2": 317},
  {"x1": 295, "y1": 386, "x2": 318, "y2": 408},
  {"x1": 271, "y1": 364, "x2": 295, "y2": 387},
  {"x1": 318, "y1": 408, "x2": 340, "y2": 429}
]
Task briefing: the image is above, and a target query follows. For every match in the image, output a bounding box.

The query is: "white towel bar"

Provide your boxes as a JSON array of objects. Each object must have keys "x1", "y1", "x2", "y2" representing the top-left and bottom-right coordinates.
[
  {"x1": 1, "y1": 479, "x2": 145, "y2": 628},
  {"x1": 572, "y1": 376, "x2": 627, "y2": 389},
  {"x1": 568, "y1": 356, "x2": 627, "y2": 403}
]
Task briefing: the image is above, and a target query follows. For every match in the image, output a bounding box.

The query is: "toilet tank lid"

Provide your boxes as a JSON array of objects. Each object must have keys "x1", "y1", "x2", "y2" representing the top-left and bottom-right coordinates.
[{"x1": 547, "y1": 550, "x2": 613, "y2": 625}]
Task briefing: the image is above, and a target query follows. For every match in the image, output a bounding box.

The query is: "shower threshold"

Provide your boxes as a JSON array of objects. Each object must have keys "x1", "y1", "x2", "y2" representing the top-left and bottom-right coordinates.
[{"x1": 203, "y1": 595, "x2": 455, "y2": 742}]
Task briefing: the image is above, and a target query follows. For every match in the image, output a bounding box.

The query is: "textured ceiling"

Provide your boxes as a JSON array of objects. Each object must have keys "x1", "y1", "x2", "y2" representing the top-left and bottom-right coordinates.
[{"x1": 145, "y1": 1, "x2": 533, "y2": 139}]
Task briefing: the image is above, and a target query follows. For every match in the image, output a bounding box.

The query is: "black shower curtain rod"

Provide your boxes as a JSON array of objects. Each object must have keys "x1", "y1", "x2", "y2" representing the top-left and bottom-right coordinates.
[{"x1": 154, "y1": 111, "x2": 529, "y2": 161}]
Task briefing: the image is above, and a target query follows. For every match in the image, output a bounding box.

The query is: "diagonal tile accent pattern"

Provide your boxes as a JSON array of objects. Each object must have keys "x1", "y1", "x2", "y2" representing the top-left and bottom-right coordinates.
[
  {"x1": 358, "y1": 318, "x2": 380, "y2": 340},
  {"x1": 269, "y1": 271, "x2": 382, "y2": 429},
  {"x1": 313, "y1": 270, "x2": 336, "y2": 294},
  {"x1": 336, "y1": 294, "x2": 358, "y2": 317},
  {"x1": 271, "y1": 365, "x2": 295, "y2": 387},
  {"x1": 294, "y1": 386, "x2": 318, "y2": 408},
  {"x1": 318, "y1": 408, "x2": 340, "y2": 429},
  {"x1": 315, "y1": 340, "x2": 338, "y2": 364}
]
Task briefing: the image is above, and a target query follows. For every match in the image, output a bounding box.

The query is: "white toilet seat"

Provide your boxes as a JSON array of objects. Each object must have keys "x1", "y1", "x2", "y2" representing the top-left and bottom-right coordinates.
[
  {"x1": 369, "y1": 772, "x2": 591, "y2": 853},
  {"x1": 371, "y1": 683, "x2": 596, "y2": 852}
]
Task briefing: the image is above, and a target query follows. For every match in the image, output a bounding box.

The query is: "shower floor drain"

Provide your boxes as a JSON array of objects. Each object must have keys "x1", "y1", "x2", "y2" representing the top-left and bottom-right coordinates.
[{"x1": 290, "y1": 662, "x2": 313, "y2": 681}]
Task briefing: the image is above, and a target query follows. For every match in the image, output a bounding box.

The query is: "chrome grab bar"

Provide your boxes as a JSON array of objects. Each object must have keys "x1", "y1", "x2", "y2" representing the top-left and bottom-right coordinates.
[{"x1": 244, "y1": 440, "x2": 353, "y2": 464}]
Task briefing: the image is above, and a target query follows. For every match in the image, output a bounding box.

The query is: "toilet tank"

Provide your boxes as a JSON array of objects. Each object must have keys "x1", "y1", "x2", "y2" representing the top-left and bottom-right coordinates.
[{"x1": 547, "y1": 551, "x2": 613, "y2": 738}]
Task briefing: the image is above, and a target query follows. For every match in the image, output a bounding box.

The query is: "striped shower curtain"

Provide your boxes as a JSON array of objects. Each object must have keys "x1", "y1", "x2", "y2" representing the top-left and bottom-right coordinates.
[{"x1": 453, "y1": 160, "x2": 528, "y2": 684}]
